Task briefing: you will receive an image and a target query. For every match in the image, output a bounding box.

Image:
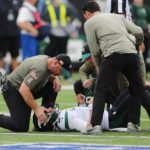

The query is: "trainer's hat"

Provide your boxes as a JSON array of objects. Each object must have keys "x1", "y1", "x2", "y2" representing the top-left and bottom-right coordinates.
[
  {"x1": 56, "y1": 54, "x2": 72, "y2": 79},
  {"x1": 79, "y1": 44, "x2": 91, "y2": 62}
]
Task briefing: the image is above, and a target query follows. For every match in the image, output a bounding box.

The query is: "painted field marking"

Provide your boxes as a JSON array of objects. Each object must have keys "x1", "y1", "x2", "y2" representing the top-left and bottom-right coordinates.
[
  {"x1": 0, "y1": 143, "x2": 150, "y2": 150},
  {"x1": 61, "y1": 85, "x2": 73, "y2": 90},
  {"x1": 1, "y1": 132, "x2": 150, "y2": 139}
]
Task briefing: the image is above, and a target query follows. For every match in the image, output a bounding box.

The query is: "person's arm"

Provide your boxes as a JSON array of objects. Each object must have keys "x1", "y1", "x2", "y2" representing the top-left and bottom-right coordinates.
[
  {"x1": 123, "y1": 17, "x2": 144, "y2": 45},
  {"x1": 19, "y1": 82, "x2": 39, "y2": 111},
  {"x1": 79, "y1": 62, "x2": 95, "y2": 89},
  {"x1": 79, "y1": 62, "x2": 92, "y2": 82},
  {"x1": 19, "y1": 70, "x2": 52, "y2": 124},
  {"x1": 52, "y1": 76, "x2": 61, "y2": 92},
  {"x1": 84, "y1": 21, "x2": 102, "y2": 71},
  {"x1": 19, "y1": 82, "x2": 48, "y2": 124},
  {"x1": 17, "y1": 22, "x2": 38, "y2": 37},
  {"x1": 16, "y1": 7, "x2": 38, "y2": 36}
]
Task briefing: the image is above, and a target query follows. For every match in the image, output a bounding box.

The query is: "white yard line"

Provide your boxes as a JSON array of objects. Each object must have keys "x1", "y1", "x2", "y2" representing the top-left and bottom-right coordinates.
[
  {"x1": 61, "y1": 85, "x2": 73, "y2": 90},
  {"x1": 1, "y1": 132, "x2": 150, "y2": 139},
  {"x1": 73, "y1": 138, "x2": 113, "y2": 142}
]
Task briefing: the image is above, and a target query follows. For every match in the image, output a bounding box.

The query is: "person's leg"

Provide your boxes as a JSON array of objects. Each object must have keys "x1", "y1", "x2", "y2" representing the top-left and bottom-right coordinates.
[
  {"x1": 122, "y1": 54, "x2": 150, "y2": 120},
  {"x1": 44, "y1": 35, "x2": 58, "y2": 57},
  {"x1": 20, "y1": 34, "x2": 29, "y2": 60},
  {"x1": 21, "y1": 34, "x2": 39, "y2": 60},
  {"x1": 9, "y1": 36, "x2": 20, "y2": 71},
  {"x1": 0, "y1": 37, "x2": 7, "y2": 71},
  {"x1": 58, "y1": 36, "x2": 69, "y2": 54},
  {"x1": 28, "y1": 36, "x2": 39, "y2": 57},
  {"x1": 72, "y1": 118, "x2": 88, "y2": 132},
  {"x1": 109, "y1": 89, "x2": 130, "y2": 128},
  {"x1": 143, "y1": 35, "x2": 150, "y2": 62},
  {"x1": 33, "y1": 81, "x2": 58, "y2": 108},
  {"x1": 91, "y1": 54, "x2": 122, "y2": 126},
  {"x1": 138, "y1": 53, "x2": 146, "y2": 83},
  {"x1": 0, "y1": 85, "x2": 31, "y2": 132}
]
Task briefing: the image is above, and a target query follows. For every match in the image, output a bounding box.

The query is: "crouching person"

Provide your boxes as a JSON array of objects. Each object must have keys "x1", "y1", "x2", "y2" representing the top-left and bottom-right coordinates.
[{"x1": 0, "y1": 54, "x2": 72, "y2": 132}]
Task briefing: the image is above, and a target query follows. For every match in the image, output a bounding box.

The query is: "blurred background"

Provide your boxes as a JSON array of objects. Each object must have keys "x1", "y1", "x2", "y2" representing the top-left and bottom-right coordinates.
[{"x1": 0, "y1": 0, "x2": 150, "y2": 74}]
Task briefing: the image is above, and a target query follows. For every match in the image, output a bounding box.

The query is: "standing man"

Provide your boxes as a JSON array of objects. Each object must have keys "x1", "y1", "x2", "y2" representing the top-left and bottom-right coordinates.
[
  {"x1": 0, "y1": 0, "x2": 23, "y2": 73},
  {"x1": 17, "y1": 0, "x2": 40, "y2": 60},
  {"x1": 82, "y1": 1, "x2": 150, "y2": 135},
  {"x1": 0, "y1": 54, "x2": 72, "y2": 132},
  {"x1": 105, "y1": 0, "x2": 146, "y2": 131},
  {"x1": 42, "y1": 0, "x2": 78, "y2": 57}
]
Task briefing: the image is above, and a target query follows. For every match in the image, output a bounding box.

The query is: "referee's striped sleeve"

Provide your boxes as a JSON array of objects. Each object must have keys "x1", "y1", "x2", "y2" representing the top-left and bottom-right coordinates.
[
  {"x1": 105, "y1": 0, "x2": 132, "y2": 20},
  {"x1": 106, "y1": 0, "x2": 112, "y2": 13}
]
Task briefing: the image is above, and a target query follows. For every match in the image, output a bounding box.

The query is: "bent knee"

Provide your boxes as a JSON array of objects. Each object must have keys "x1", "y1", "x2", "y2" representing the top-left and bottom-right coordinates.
[{"x1": 13, "y1": 122, "x2": 29, "y2": 132}]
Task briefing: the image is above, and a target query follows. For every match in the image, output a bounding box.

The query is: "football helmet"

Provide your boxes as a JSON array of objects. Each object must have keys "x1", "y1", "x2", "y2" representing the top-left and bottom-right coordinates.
[
  {"x1": 33, "y1": 104, "x2": 60, "y2": 131},
  {"x1": 33, "y1": 111, "x2": 58, "y2": 131}
]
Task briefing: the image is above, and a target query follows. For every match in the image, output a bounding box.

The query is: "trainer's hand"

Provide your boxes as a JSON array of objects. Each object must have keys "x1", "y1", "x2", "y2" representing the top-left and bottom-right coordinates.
[
  {"x1": 53, "y1": 77, "x2": 61, "y2": 92},
  {"x1": 144, "y1": 81, "x2": 150, "y2": 87},
  {"x1": 83, "y1": 79, "x2": 92, "y2": 88},
  {"x1": 138, "y1": 42, "x2": 145, "y2": 53},
  {"x1": 76, "y1": 93, "x2": 85, "y2": 105},
  {"x1": 35, "y1": 106, "x2": 48, "y2": 124}
]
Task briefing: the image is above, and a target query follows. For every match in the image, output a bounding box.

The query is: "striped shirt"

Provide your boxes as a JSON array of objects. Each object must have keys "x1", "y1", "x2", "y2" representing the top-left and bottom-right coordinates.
[{"x1": 106, "y1": 0, "x2": 132, "y2": 20}]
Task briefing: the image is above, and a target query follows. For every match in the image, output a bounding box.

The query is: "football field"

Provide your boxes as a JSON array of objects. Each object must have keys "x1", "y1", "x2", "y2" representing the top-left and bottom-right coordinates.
[{"x1": 0, "y1": 73, "x2": 150, "y2": 149}]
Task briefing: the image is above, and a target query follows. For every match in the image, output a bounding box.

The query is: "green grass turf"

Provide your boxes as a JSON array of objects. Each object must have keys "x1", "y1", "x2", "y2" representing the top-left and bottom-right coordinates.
[{"x1": 0, "y1": 73, "x2": 150, "y2": 145}]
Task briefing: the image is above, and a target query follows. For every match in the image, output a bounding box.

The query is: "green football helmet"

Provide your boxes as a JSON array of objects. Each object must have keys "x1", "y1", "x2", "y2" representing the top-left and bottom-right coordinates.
[
  {"x1": 33, "y1": 103, "x2": 60, "y2": 131},
  {"x1": 33, "y1": 111, "x2": 58, "y2": 131}
]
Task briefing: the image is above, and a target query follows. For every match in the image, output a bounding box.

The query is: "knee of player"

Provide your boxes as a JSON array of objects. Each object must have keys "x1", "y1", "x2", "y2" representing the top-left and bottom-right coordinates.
[{"x1": 13, "y1": 122, "x2": 29, "y2": 132}]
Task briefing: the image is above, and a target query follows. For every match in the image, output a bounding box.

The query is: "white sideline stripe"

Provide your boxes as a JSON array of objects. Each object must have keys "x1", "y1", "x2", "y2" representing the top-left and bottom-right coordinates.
[
  {"x1": 0, "y1": 112, "x2": 9, "y2": 115},
  {"x1": 0, "y1": 85, "x2": 73, "y2": 91},
  {"x1": 61, "y1": 85, "x2": 73, "y2": 90},
  {"x1": 1, "y1": 132, "x2": 150, "y2": 139},
  {"x1": 73, "y1": 138, "x2": 113, "y2": 142}
]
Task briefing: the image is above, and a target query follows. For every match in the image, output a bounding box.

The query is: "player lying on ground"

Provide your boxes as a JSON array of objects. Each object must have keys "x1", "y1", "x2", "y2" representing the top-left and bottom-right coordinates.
[{"x1": 33, "y1": 96, "x2": 132, "y2": 133}]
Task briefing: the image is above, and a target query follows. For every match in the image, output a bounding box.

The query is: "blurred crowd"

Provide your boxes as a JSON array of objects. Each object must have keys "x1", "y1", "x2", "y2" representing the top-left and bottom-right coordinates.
[
  {"x1": 0, "y1": 0, "x2": 150, "y2": 75},
  {"x1": 0, "y1": 0, "x2": 82, "y2": 74}
]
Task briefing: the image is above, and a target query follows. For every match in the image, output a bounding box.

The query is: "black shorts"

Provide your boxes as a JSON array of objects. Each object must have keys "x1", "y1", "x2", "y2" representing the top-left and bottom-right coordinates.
[{"x1": 0, "y1": 36, "x2": 20, "y2": 59}]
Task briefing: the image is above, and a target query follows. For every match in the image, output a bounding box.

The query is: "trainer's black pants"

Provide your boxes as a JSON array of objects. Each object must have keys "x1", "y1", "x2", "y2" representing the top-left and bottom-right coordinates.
[
  {"x1": 109, "y1": 89, "x2": 141, "y2": 128},
  {"x1": 91, "y1": 53, "x2": 150, "y2": 126},
  {"x1": 0, "y1": 81, "x2": 57, "y2": 132}
]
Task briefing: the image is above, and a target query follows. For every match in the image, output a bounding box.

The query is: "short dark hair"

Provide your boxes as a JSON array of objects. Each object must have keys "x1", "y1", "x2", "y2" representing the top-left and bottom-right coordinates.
[{"x1": 81, "y1": 1, "x2": 101, "y2": 13}]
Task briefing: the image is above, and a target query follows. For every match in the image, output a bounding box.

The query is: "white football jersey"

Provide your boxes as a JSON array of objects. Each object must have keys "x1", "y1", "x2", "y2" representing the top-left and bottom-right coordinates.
[{"x1": 56, "y1": 107, "x2": 109, "y2": 132}]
